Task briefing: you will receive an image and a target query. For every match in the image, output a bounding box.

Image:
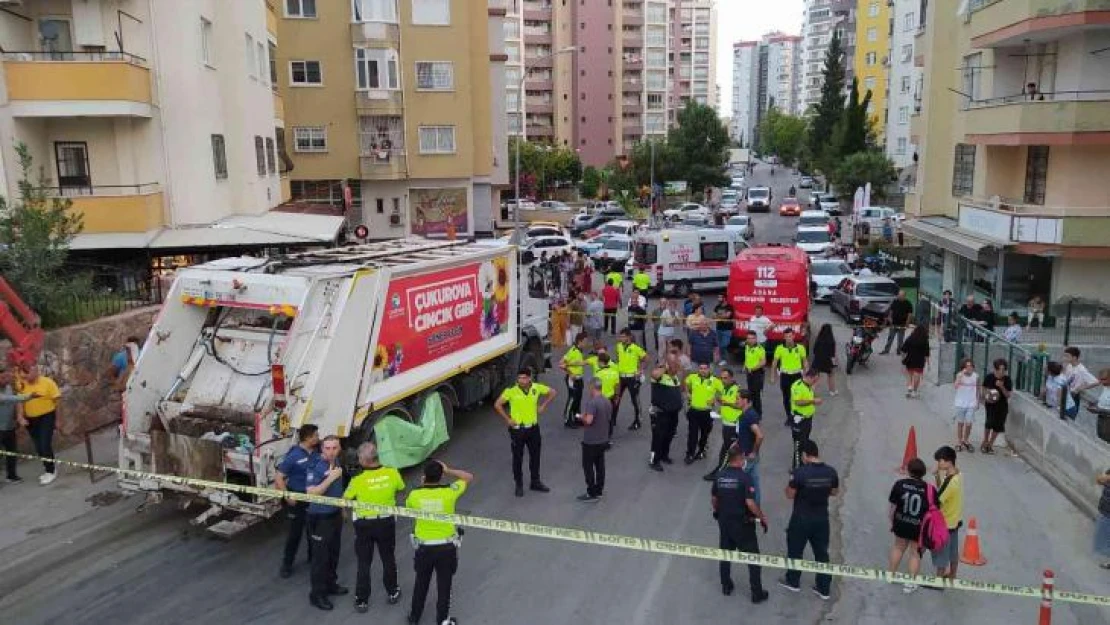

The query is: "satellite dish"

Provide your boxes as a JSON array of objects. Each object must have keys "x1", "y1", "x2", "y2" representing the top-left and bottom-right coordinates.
[{"x1": 39, "y1": 20, "x2": 61, "y2": 41}]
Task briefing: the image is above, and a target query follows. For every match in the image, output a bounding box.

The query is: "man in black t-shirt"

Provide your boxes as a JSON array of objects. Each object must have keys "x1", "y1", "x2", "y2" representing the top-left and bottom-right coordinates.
[
  {"x1": 880, "y1": 291, "x2": 914, "y2": 355},
  {"x1": 780, "y1": 440, "x2": 839, "y2": 599}
]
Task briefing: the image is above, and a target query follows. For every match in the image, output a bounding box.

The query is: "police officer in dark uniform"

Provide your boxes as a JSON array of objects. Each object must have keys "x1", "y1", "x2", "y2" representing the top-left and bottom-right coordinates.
[
  {"x1": 648, "y1": 358, "x2": 683, "y2": 471},
  {"x1": 305, "y1": 435, "x2": 348, "y2": 611},
  {"x1": 712, "y1": 445, "x2": 770, "y2": 604},
  {"x1": 275, "y1": 424, "x2": 319, "y2": 577},
  {"x1": 780, "y1": 439, "x2": 840, "y2": 599}
]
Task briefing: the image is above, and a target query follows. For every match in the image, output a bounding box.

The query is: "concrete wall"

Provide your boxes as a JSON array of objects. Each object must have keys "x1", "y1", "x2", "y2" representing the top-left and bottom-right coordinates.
[{"x1": 0, "y1": 307, "x2": 158, "y2": 451}]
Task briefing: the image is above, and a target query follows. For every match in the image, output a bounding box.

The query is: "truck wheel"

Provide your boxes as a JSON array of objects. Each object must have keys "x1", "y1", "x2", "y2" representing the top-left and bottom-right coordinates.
[{"x1": 674, "y1": 280, "x2": 693, "y2": 297}]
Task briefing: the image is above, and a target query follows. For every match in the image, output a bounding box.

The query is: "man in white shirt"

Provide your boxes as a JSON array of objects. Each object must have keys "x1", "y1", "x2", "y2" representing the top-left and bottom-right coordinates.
[
  {"x1": 746, "y1": 305, "x2": 773, "y2": 347},
  {"x1": 1063, "y1": 347, "x2": 1099, "y2": 396}
]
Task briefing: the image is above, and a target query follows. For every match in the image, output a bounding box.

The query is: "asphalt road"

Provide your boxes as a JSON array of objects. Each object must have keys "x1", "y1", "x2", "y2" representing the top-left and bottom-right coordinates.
[{"x1": 4, "y1": 164, "x2": 1103, "y2": 625}]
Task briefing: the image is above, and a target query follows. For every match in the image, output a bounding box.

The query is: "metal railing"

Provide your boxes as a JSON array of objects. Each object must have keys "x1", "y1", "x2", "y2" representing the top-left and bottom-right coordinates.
[
  {"x1": 37, "y1": 183, "x2": 161, "y2": 198},
  {"x1": 40, "y1": 272, "x2": 164, "y2": 330},
  {"x1": 1, "y1": 50, "x2": 147, "y2": 65},
  {"x1": 958, "y1": 196, "x2": 1110, "y2": 218},
  {"x1": 965, "y1": 89, "x2": 1110, "y2": 109}
]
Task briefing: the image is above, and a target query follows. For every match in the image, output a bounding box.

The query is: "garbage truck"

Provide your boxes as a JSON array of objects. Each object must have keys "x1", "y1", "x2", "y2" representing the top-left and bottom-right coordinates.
[{"x1": 118, "y1": 239, "x2": 550, "y2": 535}]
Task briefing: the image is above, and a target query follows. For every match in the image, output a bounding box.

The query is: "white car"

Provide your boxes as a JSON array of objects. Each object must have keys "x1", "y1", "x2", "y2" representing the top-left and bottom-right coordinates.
[
  {"x1": 724, "y1": 215, "x2": 754, "y2": 239},
  {"x1": 809, "y1": 259, "x2": 854, "y2": 302},
  {"x1": 538, "y1": 200, "x2": 572, "y2": 211},
  {"x1": 523, "y1": 235, "x2": 573, "y2": 258},
  {"x1": 594, "y1": 235, "x2": 633, "y2": 271},
  {"x1": 798, "y1": 210, "x2": 830, "y2": 230},
  {"x1": 525, "y1": 225, "x2": 568, "y2": 240},
  {"x1": 794, "y1": 226, "x2": 834, "y2": 256},
  {"x1": 597, "y1": 219, "x2": 641, "y2": 238},
  {"x1": 855, "y1": 206, "x2": 903, "y2": 231},
  {"x1": 505, "y1": 199, "x2": 537, "y2": 213},
  {"x1": 663, "y1": 202, "x2": 710, "y2": 221}
]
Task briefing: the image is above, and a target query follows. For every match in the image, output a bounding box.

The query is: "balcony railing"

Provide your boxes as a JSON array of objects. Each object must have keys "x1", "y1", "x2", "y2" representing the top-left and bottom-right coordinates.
[
  {"x1": 965, "y1": 89, "x2": 1110, "y2": 109},
  {"x1": 958, "y1": 197, "x2": 1110, "y2": 247},
  {"x1": 38, "y1": 183, "x2": 164, "y2": 234},
  {"x1": 40, "y1": 183, "x2": 161, "y2": 197},
  {"x1": 1, "y1": 50, "x2": 147, "y2": 65}
]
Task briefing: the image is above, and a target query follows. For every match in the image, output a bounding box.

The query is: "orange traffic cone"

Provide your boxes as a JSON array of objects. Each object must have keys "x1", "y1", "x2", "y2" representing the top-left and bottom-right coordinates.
[
  {"x1": 959, "y1": 517, "x2": 988, "y2": 566},
  {"x1": 897, "y1": 426, "x2": 918, "y2": 474}
]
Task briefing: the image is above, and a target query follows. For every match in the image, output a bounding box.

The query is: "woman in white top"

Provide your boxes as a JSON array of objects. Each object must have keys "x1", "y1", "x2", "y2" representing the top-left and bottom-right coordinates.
[
  {"x1": 656, "y1": 299, "x2": 679, "y2": 348},
  {"x1": 952, "y1": 358, "x2": 981, "y2": 452}
]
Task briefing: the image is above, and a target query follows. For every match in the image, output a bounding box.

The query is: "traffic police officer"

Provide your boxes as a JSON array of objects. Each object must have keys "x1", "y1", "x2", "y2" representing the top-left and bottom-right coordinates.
[
  {"x1": 605, "y1": 268, "x2": 624, "y2": 289},
  {"x1": 560, "y1": 332, "x2": 589, "y2": 428},
  {"x1": 275, "y1": 423, "x2": 319, "y2": 578},
  {"x1": 684, "y1": 363, "x2": 723, "y2": 464},
  {"x1": 305, "y1": 435, "x2": 348, "y2": 611},
  {"x1": 704, "y1": 368, "x2": 742, "y2": 481},
  {"x1": 343, "y1": 442, "x2": 405, "y2": 613},
  {"x1": 789, "y1": 369, "x2": 821, "y2": 470},
  {"x1": 615, "y1": 328, "x2": 648, "y2": 431},
  {"x1": 772, "y1": 328, "x2": 809, "y2": 426},
  {"x1": 632, "y1": 267, "x2": 651, "y2": 296},
  {"x1": 648, "y1": 359, "x2": 683, "y2": 471},
  {"x1": 742, "y1": 331, "x2": 767, "y2": 416},
  {"x1": 406, "y1": 460, "x2": 473, "y2": 625},
  {"x1": 712, "y1": 445, "x2": 770, "y2": 604},
  {"x1": 493, "y1": 367, "x2": 556, "y2": 497}
]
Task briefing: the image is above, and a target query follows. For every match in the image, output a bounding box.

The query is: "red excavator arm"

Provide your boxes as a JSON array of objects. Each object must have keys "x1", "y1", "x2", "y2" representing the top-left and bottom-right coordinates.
[{"x1": 0, "y1": 276, "x2": 44, "y2": 369}]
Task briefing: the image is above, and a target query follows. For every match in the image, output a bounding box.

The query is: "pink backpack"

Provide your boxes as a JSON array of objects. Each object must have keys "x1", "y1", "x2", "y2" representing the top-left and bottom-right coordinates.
[{"x1": 919, "y1": 481, "x2": 950, "y2": 551}]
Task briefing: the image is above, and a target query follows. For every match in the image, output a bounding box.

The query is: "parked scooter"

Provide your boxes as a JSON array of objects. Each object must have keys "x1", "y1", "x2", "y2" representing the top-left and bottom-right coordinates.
[{"x1": 845, "y1": 317, "x2": 881, "y2": 374}]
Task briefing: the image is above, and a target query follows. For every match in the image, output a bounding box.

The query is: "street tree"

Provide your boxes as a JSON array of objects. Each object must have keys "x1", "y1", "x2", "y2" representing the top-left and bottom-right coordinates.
[
  {"x1": 507, "y1": 138, "x2": 583, "y2": 198},
  {"x1": 832, "y1": 77, "x2": 874, "y2": 159},
  {"x1": 757, "y1": 106, "x2": 807, "y2": 167},
  {"x1": 807, "y1": 31, "x2": 847, "y2": 175},
  {"x1": 0, "y1": 143, "x2": 87, "y2": 320},
  {"x1": 829, "y1": 150, "x2": 896, "y2": 201},
  {"x1": 580, "y1": 166, "x2": 601, "y2": 198},
  {"x1": 668, "y1": 101, "x2": 730, "y2": 191}
]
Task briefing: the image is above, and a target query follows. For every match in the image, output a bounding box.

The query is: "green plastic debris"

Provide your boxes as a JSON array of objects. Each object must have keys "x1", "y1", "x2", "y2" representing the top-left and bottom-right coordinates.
[{"x1": 374, "y1": 394, "x2": 450, "y2": 468}]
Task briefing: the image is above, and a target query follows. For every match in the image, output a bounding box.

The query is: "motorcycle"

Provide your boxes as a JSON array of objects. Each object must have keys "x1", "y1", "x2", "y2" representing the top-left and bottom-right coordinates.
[{"x1": 845, "y1": 318, "x2": 880, "y2": 374}]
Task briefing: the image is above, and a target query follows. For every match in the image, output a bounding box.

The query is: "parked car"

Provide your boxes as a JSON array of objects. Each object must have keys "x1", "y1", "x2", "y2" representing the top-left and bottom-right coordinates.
[
  {"x1": 724, "y1": 215, "x2": 754, "y2": 239},
  {"x1": 828, "y1": 275, "x2": 901, "y2": 323},
  {"x1": 571, "y1": 213, "x2": 618, "y2": 237},
  {"x1": 525, "y1": 225, "x2": 569, "y2": 240},
  {"x1": 538, "y1": 200, "x2": 572, "y2": 211},
  {"x1": 746, "y1": 186, "x2": 772, "y2": 212},
  {"x1": 799, "y1": 175, "x2": 815, "y2": 189},
  {"x1": 798, "y1": 210, "x2": 830, "y2": 229},
  {"x1": 779, "y1": 197, "x2": 802, "y2": 216},
  {"x1": 855, "y1": 206, "x2": 903, "y2": 231},
  {"x1": 812, "y1": 193, "x2": 841, "y2": 215},
  {"x1": 594, "y1": 235, "x2": 633, "y2": 271},
  {"x1": 809, "y1": 259, "x2": 854, "y2": 302},
  {"x1": 575, "y1": 233, "x2": 616, "y2": 257},
  {"x1": 523, "y1": 235, "x2": 574, "y2": 258},
  {"x1": 664, "y1": 202, "x2": 710, "y2": 221},
  {"x1": 794, "y1": 225, "x2": 834, "y2": 256}
]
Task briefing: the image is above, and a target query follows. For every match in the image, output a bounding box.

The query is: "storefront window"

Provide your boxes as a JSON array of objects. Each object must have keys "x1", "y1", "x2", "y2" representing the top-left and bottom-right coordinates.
[
  {"x1": 998, "y1": 253, "x2": 1052, "y2": 314},
  {"x1": 919, "y1": 243, "x2": 944, "y2": 300}
]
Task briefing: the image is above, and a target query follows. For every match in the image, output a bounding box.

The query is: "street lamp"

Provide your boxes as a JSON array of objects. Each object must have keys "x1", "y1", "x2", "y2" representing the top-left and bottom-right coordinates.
[{"x1": 512, "y1": 45, "x2": 577, "y2": 245}]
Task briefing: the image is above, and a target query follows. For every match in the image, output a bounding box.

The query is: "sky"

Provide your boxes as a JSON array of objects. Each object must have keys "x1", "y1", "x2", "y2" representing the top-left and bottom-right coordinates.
[{"x1": 715, "y1": 0, "x2": 806, "y2": 117}]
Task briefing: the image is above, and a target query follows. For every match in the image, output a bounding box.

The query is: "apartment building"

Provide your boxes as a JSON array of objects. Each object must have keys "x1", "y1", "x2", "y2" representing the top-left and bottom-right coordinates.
[
  {"x1": 853, "y1": 0, "x2": 890, "y2": 140},
  {"x1": 884, "y1": 0, "x2": 919, "y2": 168},
  {"x1": 905, "y1": 0, "x2": 1110, "y2": 309},
  {"x1": 669, "y1": 0, "x2": 717, "y2": 123},
  {"x1": 0, "y1": 0, "x2": 310, "y2": 277},
  {"x1": 799, "y1": 0, "x2": 855, "y2": 112},
  {"x1": 277, "y1": 0, "x2": 507, "y2": 239},
  {"x1": 730, "y1": 33, "x2": 802, "y2": 147},
  {"x1": 504, "y1": 0, "x2": 672, "y2": 167}
]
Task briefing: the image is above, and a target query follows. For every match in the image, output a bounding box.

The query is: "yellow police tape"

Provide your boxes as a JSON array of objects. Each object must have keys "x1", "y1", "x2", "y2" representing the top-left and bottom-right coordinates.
[{"x1": 2, "y1": 449, "x2": 1106, "y2": 609}]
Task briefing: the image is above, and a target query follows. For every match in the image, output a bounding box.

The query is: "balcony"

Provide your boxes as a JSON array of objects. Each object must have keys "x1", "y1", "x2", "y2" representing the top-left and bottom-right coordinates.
[
  {"x1": 3, "y1": 52, "x2": 153, "y2": 118},
  {"x1": 969, "y1": 0, "x2": 1110, "y2": 48},
  {"x1": 524, "y1": 31, "x2": 552, "y2": 45},
  {"x1": 958, "y1": 197, "x2": 1110, "y2": 247},
  {"x1": 356, "y1": 90, "x2": 404, "y2": 115},
  {"x1": 273, "y1": 93, "x2": 285, "y2": 121},
  {"x1": 623, "y1": 57, "x2": 644, "y2": 70},
  {"x1": 963, "y1": 91, "x2": 1110, "y2": 145},
  {"x1": 527, "y1": 55, "x2": 553, "y2": 69},
  {"x1": 351, "y1": 22, "x2": 401, "y2": 46},
  {"x1": 622, "y1": 99, "x2": 642, "y2": 112},
  {"x1": 526, "y1": 101, "x2": 554, "y2": 114},
  {"x1": 360, "y1": 152, "x2": 408, "y2": 181},
  {"x1": 525, "y1": 124, "x2": 554, "y2": 137},
  {"x1": 522, "y1": 0, "x2": 552, "y2": 19},
  {"x1": 44, "y1": 184, "x2": 164, "y2": 233},
  {"x1": 623, "y1": 34, "x2": 643, "y2": 48},
  {"x1": 525, "y1": 79, "x2": 553, "y2": 91},
  {"x1": 622, "y1": 78, "x2": 642, "y2": 92},
  {"x1": 623, "y1": 13, "x2": 644, "y2": 26}
]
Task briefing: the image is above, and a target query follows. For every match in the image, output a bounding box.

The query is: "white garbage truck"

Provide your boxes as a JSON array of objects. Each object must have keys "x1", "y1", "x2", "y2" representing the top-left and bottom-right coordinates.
[{"x1": 119, "y1": 239, "x2": 550, "y2": 535}]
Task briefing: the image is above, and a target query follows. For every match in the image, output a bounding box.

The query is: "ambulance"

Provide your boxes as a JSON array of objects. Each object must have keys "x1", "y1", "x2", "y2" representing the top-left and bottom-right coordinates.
[{"x1": 629, "y1": 226, "x2": 750, "y2": 296}]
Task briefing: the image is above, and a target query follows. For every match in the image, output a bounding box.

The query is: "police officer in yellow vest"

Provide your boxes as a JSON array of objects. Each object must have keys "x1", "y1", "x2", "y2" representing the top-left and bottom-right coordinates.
[
  {"x1": 684, "y1": 363, "x2": 724, "y2": 464},
  {"x1": 742, "y1": 331, "x2": 767, "y2": 416},
  {"x1": 632, "y1": 269, "x2": 651, "y2": 296},
  {"x1": 605, "y1": 269, "x2": 624, "y2": 289},
  {"x1": 789, "y1": 369, "x2": 822, "y2": 470},
  {"x1": 560, "y1": 332, "x2": 590, "y2": 428},
  {"x1": 405, "y1": 460, "x2": 473, "y2": 625},
  {"x1": 494, "y1": 368, "x2": 556, "y2": 498},
  {"x1": 615, "y1": 328, "x2": 648, "y2": 433},
  {"x1": 772, "y1": 328, "x2": 809, "y2": 426},
  {"x1": 704, "y1": 368, "x2": 743, "y2": 481},
  {"x1": 343, "y1": 442, "x2": 405, "y2": 613}
]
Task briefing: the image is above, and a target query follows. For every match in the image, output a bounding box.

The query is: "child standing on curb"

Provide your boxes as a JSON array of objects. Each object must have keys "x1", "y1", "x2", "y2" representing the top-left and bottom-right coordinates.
[{"x1": 953, "y1": 359, "x2": 980, "y2": 453}]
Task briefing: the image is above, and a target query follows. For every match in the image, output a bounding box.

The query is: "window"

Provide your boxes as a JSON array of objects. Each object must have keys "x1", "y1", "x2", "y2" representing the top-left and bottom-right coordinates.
[
  {"x1": 506, "y1": 89, "x2": 520, "y2": 112},
  {"x1": 415, "y1": 62, "x2": 453, "y2": 90},
  {"x1": 275, "y1": 128, "x2": 293, "y2": 172},
  {"x1": 896, "y1": 137, "x2": 907, "y2": 155},
  {"x1": 901, "y1": 75, "x2": 911, "y2": 93},
  {"x1": 901, "y1": 44, "x2": 912, "y2": 63},
  {"x1": 354, "y1": 0, "x2": 398, "y2": 23},
  {"x1": 200, "y1": 18, "x2": 213, "y2": 66},
  {"x1": 418, "y1": 126, "x2": 456, "y2": 153},
  {"x1": 864, "y1": 77, "x2": 875, "y2": 90},
  {"x1": 646, "y1": 2, "x2": 666, "y2": 22},
  {"x1": 898, "y1": 106, "x2": 909, "y2": 123},
  {"x1": 951, "y1": 144, "x2": 976, "y2": 197},
  {"x1": 1024, "y1": 146, "x2": 1049, "y2": 205},
  {"x1": 376, "y1": 198, "x2": 385, "y2": 214},
  {"x1": 867, "y1": 27, "x2": 877, "y2": 42},
  {"x1": 356, "y1": 48, "x2": 399, "y2": 89},
  {"x1": 290, "y1": 60, "x2": 322, "y2": 85},
  {"x1": 211, "y1": 134, "x2": 228, "y2": 179},
  {"x1": 868, "y1": 2, "x2": 879, "y2": 16},
  {"x1": 54, "y1": 142, "x2": 90, "y2": 190},
  {"x1": 285, "y1": 0, "x2": 317, "y2": 18},
  {"x1": 265, "y1": 137, "x2": 276, "y2": 174},
  {"x1": 865, "y1": 52, "x2": 877, "y2": 65},
  {"x1": 903, "y1": 12, "x2": 915, "y2": 32},
  {"x1": 254, "y1": 136, "x2": 266, "y2": 176},
  {"x1": 646, "y1": 92, "x2": 663, "y2": 110},
  {"x1": 269, "y1": 42, "x2": 278, "y2": 85},
  {"x1": 961, "y1": 53, "x2": 982, "y2": 102},
  {"x1": 293, "y1": 126, "x2": 328, "y2": 152},
  {"x1": 700, "y1": 242, "x2": 729, "y2": 262},
  {"x1": 504, "y1": 20, "x2": 519, "y2": 39},
  {"x1": 257, "y1": 42, "x2": 267, "y2": 84},
  {"x1": 411, "y1": 0, "x2": 450, "y2": 25},
  {"x1": 245, "y1": 34, "x2": 255, "y2": 78}
]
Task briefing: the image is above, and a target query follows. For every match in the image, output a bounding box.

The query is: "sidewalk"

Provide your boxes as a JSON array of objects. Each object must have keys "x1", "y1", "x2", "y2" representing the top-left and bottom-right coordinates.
[{"x1": 831, "y1": 342, "x2": 1109, "y2": 625}]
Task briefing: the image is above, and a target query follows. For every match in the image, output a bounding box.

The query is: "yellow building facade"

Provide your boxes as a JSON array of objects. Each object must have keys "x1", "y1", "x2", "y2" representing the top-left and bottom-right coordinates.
[{"x1": 854, "y1": 0, "x2": 891, "y2": 140}]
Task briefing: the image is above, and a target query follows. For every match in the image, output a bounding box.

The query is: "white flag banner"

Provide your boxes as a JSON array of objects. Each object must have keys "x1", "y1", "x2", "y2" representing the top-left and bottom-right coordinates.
[
  {"x1": 864, "y1": 182, "x2": 872, "y2": 209},
  {"x1": 853, "y1": 187, "x2": 864, "y2": 217}
]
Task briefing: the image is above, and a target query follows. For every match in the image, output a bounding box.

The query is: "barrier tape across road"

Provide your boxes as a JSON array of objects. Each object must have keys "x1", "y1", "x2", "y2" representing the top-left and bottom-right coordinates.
[{"x1": 2, "y1": 449, "x2": 1107, "y2": 609}]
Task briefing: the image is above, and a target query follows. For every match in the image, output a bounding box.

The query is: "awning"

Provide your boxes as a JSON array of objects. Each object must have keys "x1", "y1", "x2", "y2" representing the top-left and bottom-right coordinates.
[
  {"x1": 902, "y1": 217, "x2": 1010, "y2": 260},
  {"x1": 67, "y1": 213, "x2": 345, "y2": 251}
]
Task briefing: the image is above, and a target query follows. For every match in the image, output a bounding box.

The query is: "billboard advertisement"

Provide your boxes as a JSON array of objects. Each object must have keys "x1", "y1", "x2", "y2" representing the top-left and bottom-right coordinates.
[
  {"x1": 371, "y1": 258, "x2": 511, "y2": 379},
  {"x1": 410, "y1": 187, "x2": 469, "y2": 237}
]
